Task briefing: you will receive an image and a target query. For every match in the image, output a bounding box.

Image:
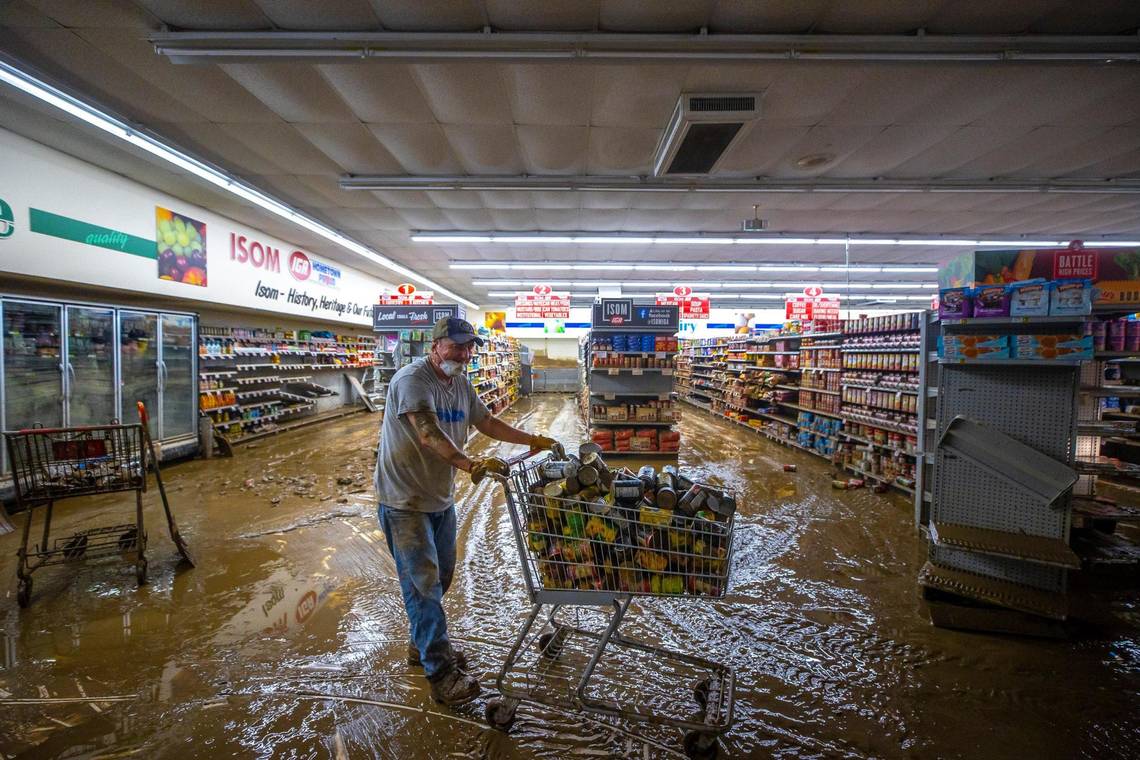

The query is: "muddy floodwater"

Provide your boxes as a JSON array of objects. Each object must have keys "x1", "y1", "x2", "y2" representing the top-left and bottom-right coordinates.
[{"x1": 0, "y1": 395, "x2": 1137, "y2": 758}]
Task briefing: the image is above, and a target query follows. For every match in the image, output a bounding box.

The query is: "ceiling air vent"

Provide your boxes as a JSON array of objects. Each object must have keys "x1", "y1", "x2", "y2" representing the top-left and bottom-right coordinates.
[{"x1": 652, "y1": 92, "x2": 763, "y2": 177}]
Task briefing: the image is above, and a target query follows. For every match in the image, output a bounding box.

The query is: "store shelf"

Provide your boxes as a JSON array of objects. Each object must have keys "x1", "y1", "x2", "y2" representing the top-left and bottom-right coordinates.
[
  {"x1": 199, "y1": 370, "x2": 237, "y2": 378},
  {"x1": 939, "y1": 359, "x2": 1081, "y2": 367},
  {"x1": 841, "y1": 416, "x2": 918, "y2": 437},
  {"x1": 940, "y1": 316, "x2": 1089, "y2": 327},
  {"x1": 798, "y1": 386, "x2": 840, "y2": 396},
  {"x1": 930, "y1": 522, "x2": 1080, "y2": 569},
  {"x1": 201, "y1": 404, "x2": 238, "y2": 414},
  {"x1": 199, "y1": 386, "x2": 236, "y2": 393},
  {"x1": 841, "y1": 383, "x2": 919, "y2": 395},
  {"x1": 843, "y1": 464, "x2": 916, "y2": 495},
  {"x1": 800, "y1": 367, "x2": 841, "y2": 372},
  {"x1": 589, "y1": 419, "x2": 675, "y2": 427},
  {"x1": 1082, "y1": 385, "x2": 1140, "y2": 397},
  {"x1": 750, "y1": 351, "x2": 800, "y2": 356},
  {"x1": 841, "y1": 347, "x2": 921, "y2": 353},
  {"x1": 779, "y1": 402, "x2": 842, "y2": 419},
  {"x1": 238, "y1": 400, "x2": 280, "y2": 411},
  {"x1": 919, "y1": 562, "x2": 1068, "y2": 620},
  {"x1": 593, "y1": 350, "x2": 673, "y2": 357},
  {"x1": 841, "y1": 432, "x2": 917, "y2": 456},
  {"x1": 604, "y1": 450, "x2": 680, "y2": 458}
]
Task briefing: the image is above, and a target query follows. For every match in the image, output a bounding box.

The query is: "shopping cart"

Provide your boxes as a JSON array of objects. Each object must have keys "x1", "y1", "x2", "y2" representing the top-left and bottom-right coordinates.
[
  {"x1": 6, "y1": 403, "x2": 193, "y2": 607},
  {"x1": 486, "y1": 450, "x2": 736, "y2": 759}
]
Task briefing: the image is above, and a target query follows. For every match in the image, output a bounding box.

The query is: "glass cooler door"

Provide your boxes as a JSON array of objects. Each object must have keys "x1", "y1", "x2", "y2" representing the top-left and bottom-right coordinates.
[{"x1": 64, "y1": 305, "x2": 117, "y2": 427}]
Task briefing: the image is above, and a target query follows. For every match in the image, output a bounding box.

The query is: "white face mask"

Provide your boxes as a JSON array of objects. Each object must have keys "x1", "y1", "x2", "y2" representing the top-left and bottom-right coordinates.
[{"x1": 439, "y1": 359, "x2": 465, "y2": 378}]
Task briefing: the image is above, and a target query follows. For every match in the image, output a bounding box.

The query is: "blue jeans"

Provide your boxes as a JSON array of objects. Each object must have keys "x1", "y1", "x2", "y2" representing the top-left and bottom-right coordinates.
[{"x1": 378, "y1": 504, "x2": 457, "y2": 679}]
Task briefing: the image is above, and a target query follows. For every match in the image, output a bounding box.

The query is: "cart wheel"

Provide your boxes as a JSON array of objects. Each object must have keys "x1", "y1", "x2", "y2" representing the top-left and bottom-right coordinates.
[
  {"x1": 537, "y1": 630, "x2": 563, "y2": 659},
  {"x1": 16, "y1": 578, "x2": 31, "y2": 608},
  {"x1": 136, "y1": 558, "x2": 148, "y2": 586},
  {"x1": 682, "y1": 730, "x2": 719, "y2": 760},
  {"x1": 118, "y1": 528, "x2": 139, "y2": 555},
  {"x1": 693, "y1": 677, "x2": 711, "y2": 710},
  {"x1": 484, "y1": 697, "x2": 517, "y2": 732}
]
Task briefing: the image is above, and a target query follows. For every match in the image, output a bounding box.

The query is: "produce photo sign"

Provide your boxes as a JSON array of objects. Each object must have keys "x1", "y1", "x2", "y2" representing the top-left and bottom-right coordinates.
[
  {"x1": 156, "y1": 206, "x2": 207, "y2": 286},
  {"x1": 515, "y1": 289, "x2": 571, "y2": 319}
]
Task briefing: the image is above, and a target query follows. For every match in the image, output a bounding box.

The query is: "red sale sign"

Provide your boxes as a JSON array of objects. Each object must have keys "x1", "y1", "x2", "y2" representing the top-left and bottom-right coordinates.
[
  {"x1": 1053, "y1": 243, "x2": 1099, "y2": 280},
  {"x1": 786, "y1": 295, "x2": 840, "y2": 320},
  {"x1": 515, "y1": 291, "x2": 570, "y2": 318},
  {"x1": 656, "y1": 293, "x2": 710, "y2": 319},
  {"x1": 379, "y1": 286, "x2": 433, "y2": 305}
]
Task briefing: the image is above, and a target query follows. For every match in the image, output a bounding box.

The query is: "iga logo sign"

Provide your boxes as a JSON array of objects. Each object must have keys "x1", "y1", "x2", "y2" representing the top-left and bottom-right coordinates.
[{"x1": 289, "y1": 250, "x2": 311, "y2": 281}]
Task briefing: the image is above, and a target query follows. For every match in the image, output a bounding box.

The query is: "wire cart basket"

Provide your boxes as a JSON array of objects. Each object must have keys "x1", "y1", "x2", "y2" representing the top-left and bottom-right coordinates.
[
  {"x1": 8, "y1": 422, "x2": 150, "y2": 607},
  {"x1": 487, "y1": 451, "x2": 736, "y2": 759}
]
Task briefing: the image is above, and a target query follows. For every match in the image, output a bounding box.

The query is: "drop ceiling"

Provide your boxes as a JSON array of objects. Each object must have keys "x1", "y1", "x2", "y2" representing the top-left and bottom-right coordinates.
[{"x1": 2, "y1": 0, "x2": 1140, "y2": 307}]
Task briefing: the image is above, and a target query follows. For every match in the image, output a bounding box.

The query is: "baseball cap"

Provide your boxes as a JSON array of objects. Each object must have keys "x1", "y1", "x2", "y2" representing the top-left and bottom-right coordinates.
[{"x1": 432, "y1": 316, "x2": 485, "y2": 347}]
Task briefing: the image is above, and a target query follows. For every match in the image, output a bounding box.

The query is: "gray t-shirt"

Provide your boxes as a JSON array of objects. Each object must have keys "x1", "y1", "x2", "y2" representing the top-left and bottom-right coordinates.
[{"x1": 373, "y1": 357, "x2": 489, "y2": 512}]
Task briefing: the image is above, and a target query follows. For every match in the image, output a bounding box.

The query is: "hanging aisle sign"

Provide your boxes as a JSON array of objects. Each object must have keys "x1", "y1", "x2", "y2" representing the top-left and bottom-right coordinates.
[
  {"x1": 515, "y1": 284, "x2": 570, "y2": 318},
  {"x1": 655, "y1": 286, "x2": 710, "y2": 319},
  {"x1": 786, "y1": 286, "x2": 840, "y2": 320},
  {"x1": 378, "y1": 283, "x2": 433, "y2": 305}
]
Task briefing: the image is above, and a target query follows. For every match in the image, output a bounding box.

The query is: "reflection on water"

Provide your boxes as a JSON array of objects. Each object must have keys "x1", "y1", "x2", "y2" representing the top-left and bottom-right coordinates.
[{"x1": 0, "y1": 396, "x2": 1136, "y2": 758}]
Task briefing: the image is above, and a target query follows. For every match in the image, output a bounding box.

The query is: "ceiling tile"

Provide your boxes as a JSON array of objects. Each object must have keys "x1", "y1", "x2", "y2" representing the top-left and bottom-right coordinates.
[
  {"x1": 395, "y1": 207, "x2": 456, "y2": 229},
  {"x1": 974, "y1": 68, "x2": 1140, "y2": 129},
  {"x1": 442, "y1": 124, "x2": 526, "y2": 173},
  {"x1": 316, "y1": 64, "x2": 437, "y2": 124},
  {"x1": 1028, "y1": 0, "x2": 1140, "y2": 33},
  {"x1": 221, "y1": 64, "x2": 359, "y2": 123},
  {"x1": 133, "y1": 0, "x2": 271, "y2": 29},
  {"x1": 73, "y1": 30, "x2": 281, "y2": 124},
  {"x1": 293, "y1": 122, "x2": 404, "y2": 173},
  {"x1": 767, "y1": 126, "x2": 887, "y2": 178},
  {"x1": 581, "y1": 191, "x2": 634, "y2": 210},
  {"x1": 488, "y1": 209, "x2": 539, "y2": 229},
  {"x1": 369, "y1": 0, "x2": 485, "y2": 31},
  {"x1": 425, "y1": 190, "x2": 487, "y2": 210},
  {"x1": 587, "y1": 126, "x2": 660, "y2": 173},
  {"x1": 599, "y1": 0, "x2": 714, "y2": 32},
  {"x1": 707, "y1": 0, "x2": 828, "y2": 33},
  {"x1": 1063, "y1": 148, "x2": 1140, "y2": 180},
  {"x1": 25, "y1": 0, "x2": 160, "y2": 28},
  {"x1": 814, "y1": 0, "x2": 940, "y2": 33},
  {"x1": 888, "y1": 125, "x2": 1031, "y2": 178},
  {"x1": 946, "y1": 126, "x2": 1117, "y2": 179},
  {"x1": 486, "y1": 0, "x2": 599, "y2": 30},
  {"x1": 443, "y1": 208, "x2": 497, "y2": 228},
  {"x1": 820, "y1": 66, "x2": 964, "y2": 127},
  {"x1": 758, "y1": 64, "x2": 870, "y2": 123},
  {"x1": 217, "y1": 122, "x2": 346, "y2": 174},
  {"x1": 505, "y1": 64, "x2": 594, "y2": 126},
  {"x1": 535, "y1": 208, "x2": 583, "y2": 229},
  {"x1": 370, "y1": 190, "x2": 438, "y2": 209},
  {"x1": 0, "y1": 1, "x2": 63, "y2": 27},
  {"x1": 516, "y1": 125, "x2": 588, "y2": 174},
  {"x1": 828, "y1": 123, "x2": 961, "y2": 178},
  {"x1": 3, "y1": 28, "x2": 207, "y2": 127},
  {"x1": 157, "y1": 120, "x2": 285, "y2": 175},
  {"x1": 291, "y1": 174, "x2": 386, "y2": 209},
  {"x1": 531, "y1": 191, "x2": 581, "y2": 210},
  {"x1": 590, "y1": 65, "x2": 686, "y2": 128},
  {"x1": 366, "y1": 123, "x2": 465, "y2": 173},
  {"x1": 252, "y1": 0, "x2": 380, "y2": 30},
  {"x1": 715, "y1": 124, "x2": 812, "y2": 176},
  {"x1": 478, "y1": 191, "x2": 532, "y2": 210},
  {"x1": 410, "y1": 63, "x2": 514, "y2": 125}
]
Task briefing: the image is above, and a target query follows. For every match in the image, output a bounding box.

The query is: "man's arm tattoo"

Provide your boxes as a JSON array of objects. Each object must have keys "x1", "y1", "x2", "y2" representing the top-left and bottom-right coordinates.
[{"x1": 408, "y1": 412, "x2": 471, "y2": 470}]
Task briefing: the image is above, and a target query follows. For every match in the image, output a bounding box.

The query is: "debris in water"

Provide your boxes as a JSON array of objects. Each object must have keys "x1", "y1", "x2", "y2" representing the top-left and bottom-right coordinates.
[
  {"x1": 783, "y1": 464, "x2": 797, "y2": 472},
  {"x1": 270, "y1": 497, "x2": 281, "y2": 506}
]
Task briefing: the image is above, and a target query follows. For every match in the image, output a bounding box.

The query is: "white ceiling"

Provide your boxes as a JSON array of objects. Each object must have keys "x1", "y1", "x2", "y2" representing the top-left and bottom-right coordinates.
[{"x1": 2, "y1": 0, "x2": 1140, "y2": 306}]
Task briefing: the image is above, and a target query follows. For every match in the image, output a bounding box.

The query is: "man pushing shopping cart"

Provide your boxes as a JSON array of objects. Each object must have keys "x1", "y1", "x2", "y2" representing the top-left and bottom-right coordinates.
[{"x1": 372, "y1": 316, "x2": 558, "y2": 706}]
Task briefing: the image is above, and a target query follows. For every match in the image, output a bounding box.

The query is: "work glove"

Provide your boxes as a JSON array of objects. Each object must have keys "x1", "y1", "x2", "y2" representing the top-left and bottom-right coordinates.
[
  {"x1": 470, "y1": 456, "x2": 509, "y2": 485},
  {"x1": 528, "y1": 434, "x2": 560, "y2": 452}
]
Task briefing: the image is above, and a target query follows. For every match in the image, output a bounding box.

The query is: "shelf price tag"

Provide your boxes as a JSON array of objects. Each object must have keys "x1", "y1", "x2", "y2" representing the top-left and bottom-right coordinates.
[
  {"x1": 632, "y1": 368, "x2": 644, "y2": 376},
  {"x1": 608, "y1": 368, "x2": 619, "y2": 376},
  {"x1": 604, "y1": 393, "x2": 616, "y2": 401},
  {"x1": 656, "y1": 352, "x2": 665, "y2": 359},
  {"x1": 596, "y1": 350, "x2": 607, "y2": 358},
  {"x1": 663, "y1": 368, "x2": 673, "y2": 376}
]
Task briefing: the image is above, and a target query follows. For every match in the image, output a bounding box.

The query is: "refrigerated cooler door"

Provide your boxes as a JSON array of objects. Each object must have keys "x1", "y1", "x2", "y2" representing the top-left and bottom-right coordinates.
[
  {"x1": 65, "y1": 305, "x2": 117, "y2": 427},
  {"x1": 160, "y1": 313, "x2": 195, "y2": 440},
  {"x1": 120, "y1": 310, "x2": 159, "y2": 438},
  {"x1": 3, "y1": 300, "x2": 63, "y2": 430}
]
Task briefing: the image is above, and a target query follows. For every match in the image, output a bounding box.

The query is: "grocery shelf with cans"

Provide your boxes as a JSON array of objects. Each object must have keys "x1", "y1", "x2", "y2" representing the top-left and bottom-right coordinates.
[
  {"x1": 676, "y1": 312, "x2": 932, "y2": 502},
  {"x1": 198, "y1": 326, "x2": 374, "y2": 444},
  {"x1": 585, "y1": 304, "x2": 682, "y2": 457},
  {"x1": 468, "y1": 332, "x2": 522, "y2": 416}
]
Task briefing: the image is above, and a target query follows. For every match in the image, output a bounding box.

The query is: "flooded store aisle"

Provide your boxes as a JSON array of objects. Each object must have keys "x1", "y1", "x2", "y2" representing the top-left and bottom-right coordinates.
[{"x1": 0, "y1": 395, "x2": 1137, "y2": 758}]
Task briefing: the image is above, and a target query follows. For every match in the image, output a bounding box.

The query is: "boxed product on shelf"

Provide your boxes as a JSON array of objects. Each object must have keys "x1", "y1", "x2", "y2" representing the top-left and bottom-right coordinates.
[
  {"x1": 1011, "y1": 334, "x2": 1093, "y2": 361},
  {"x1": 1050, "y1": 279, "x2": 1092, "y2": 315},
  {"x1": 973, "y1": 283, "x2": 1011, "y2": 318},
  {"x1": 939, "y1": 334, "x2": 1010, "y2": 360},
  {"x1": 939, "y1": 287, "x2": 973, "y2": 319},
  {"x1": 1009, "y1": 279, "x2": 1052, "y2": 316},
  {"x1": 630, "y1": 429, "x2": 658, "y2": 451}
]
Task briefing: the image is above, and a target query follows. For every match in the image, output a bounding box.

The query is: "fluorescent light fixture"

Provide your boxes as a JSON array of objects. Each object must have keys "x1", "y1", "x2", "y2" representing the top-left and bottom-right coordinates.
[
  {"x1": 0, "y1": 60, "x2": 479, "y2": 308},
  {"x1": 633, "y1": 264, "x2": 696, "y2": 271},
  {"x1": 881, "y1": 266, "x2": 939, "y2": 273},
  {"x1": 756, "y1": 265, "x2": 820, "y2": 272},
  {"x1": 414, "y1": 235, "x2": 493, "y2": 243},
  {"x1": 497, "y1": 236, "x2": 576, "y2": 243},
  {"x1": 699, "y1": 265, "x2": 758, "y2": 271},
  {"x1": 654, "y1": 237, "x2": 736, "y2": 245},
  {"x1": 574, "y1": 236, "x2": 656, "y2": 244}
]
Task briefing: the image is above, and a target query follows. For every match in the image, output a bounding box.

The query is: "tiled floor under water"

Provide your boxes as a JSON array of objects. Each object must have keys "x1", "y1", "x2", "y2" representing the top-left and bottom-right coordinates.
[{"x1": 0, "y1": 395, "x2": 1137, "y2": 758}]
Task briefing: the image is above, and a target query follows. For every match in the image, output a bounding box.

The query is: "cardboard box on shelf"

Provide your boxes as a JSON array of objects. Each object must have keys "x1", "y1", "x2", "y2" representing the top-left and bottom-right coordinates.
[
  {"x1": 1011, "y1": 334, "x2": 1093, "y2": 361},
  {"x1": 940, "y1": 334, "x2": 1010, "y2": 361}
]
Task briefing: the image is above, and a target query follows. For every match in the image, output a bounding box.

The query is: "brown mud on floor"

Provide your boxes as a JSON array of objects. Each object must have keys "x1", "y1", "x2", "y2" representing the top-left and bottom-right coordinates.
[{"x1": 0, "y1": 395, "x2": 1138, "y2": 758}]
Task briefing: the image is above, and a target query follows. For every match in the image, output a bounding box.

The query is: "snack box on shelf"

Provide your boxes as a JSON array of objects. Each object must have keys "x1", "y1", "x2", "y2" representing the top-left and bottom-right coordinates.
[
  {"x1": 939, "y1": 334, "x2": 1010, "y2": 360},
  {"x1": 1009, "y1": 279, "x2": 1051, "y2": 317},
  {"x1": 1051, "y1": 279, "x2": 1093, "y2": 316},
  {"x1": 973, "y1": 283, "x2": 1011, "y2": 318},
  {"x1": 939, "y1": 286, "x2": 973, "y2": 319},
  {"x1": 1011, "y1": 334, "x2": 1093, "y2": 361}
]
